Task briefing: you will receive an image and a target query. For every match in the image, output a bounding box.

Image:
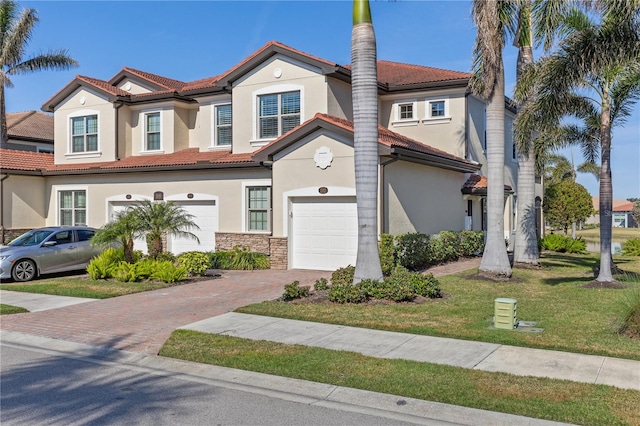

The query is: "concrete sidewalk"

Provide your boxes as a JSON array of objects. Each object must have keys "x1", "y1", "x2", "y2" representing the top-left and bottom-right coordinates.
[
  {"x1": 181, "y1": 312, "x2": 640, "y2": 391},
  {"x1": 0, "y1": 290, "x2": 97, "y2": 312}
]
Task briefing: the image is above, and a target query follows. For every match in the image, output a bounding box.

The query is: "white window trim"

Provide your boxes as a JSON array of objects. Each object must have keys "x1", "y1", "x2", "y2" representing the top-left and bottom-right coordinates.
[
  {"x1": 210, "y1": 101, "x2": 232, "y2": 150},
  {"x1": 140, "y1": 109, "x2": 164, "y2": 154},
  {"x1": 241, "y1": 180, "x2": 272, "y2": 233},
  {"x1": 55, "y1": 185, "x2": 89, "y2": 226},
  {"x1": 391, "y1": 100, "x2": 418, "y2": 127},
  {"x1": 65, "y1": 109, "x2": 101, "y2": 159},
  {"x1": 251, "y1": 84, "x2": 304, "y2": 145},
  {"x1": 423, "y1": 97, "x2": 451, "y2": 125}
]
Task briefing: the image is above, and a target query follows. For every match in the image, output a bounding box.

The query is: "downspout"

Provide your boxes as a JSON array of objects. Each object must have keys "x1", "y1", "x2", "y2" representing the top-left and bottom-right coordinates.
[
  {"x1": 114, "y1": 100, "x2": 125, "y2": 160},
  {"x1": 464, "y1": 92, "x2": 470, "y2": 160},
  {"x1": 379, "y1": 154, "x2": 400, "y2": 236},
  {"x1": 0, "y1": 174, "x2": 9, "y2": 244}
]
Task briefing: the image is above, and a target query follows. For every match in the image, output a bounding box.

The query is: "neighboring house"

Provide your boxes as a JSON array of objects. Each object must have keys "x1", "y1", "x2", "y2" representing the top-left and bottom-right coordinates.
[
  {"x1": 0, "y1": 41, "x2": 538, "y2": 269},
  {"x1": 586, "y1": 197, "x2": 638, "y2": 228},
  {"x1": 3, "y1": 111, "x2": 54, "y2": 153}
]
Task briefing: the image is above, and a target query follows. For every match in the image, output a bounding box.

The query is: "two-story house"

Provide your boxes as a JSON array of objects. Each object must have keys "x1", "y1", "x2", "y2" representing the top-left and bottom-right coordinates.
[{"x1": 0, "y1": 41, "x2": 530, "y2": 270}]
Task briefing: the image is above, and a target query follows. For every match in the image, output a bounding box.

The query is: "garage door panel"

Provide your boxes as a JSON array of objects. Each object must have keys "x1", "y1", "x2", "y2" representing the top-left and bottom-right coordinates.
[
  {"x1": 169, "y1": 202, "x2": 218, "y2": 255},
  {"x1": 291, "y1": 197, "x2": 358, "y2": 270}
]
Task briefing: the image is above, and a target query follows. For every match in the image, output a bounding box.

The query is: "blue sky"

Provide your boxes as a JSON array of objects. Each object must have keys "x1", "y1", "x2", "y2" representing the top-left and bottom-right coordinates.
[{"x1": 7, "y1": 0, "x2": 639, "y2": 200}]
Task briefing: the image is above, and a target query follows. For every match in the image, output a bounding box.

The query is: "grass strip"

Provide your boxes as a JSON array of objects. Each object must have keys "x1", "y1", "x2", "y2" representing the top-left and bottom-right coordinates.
[
  {"x1": 238, "y1": 253, "x2": 640, "y2": 360},
  {"x1": 0, "y1": 304, "x2": 29, "y2": 315},
  {"x1": 1, "y1": 278, "x2": 170, "y2": 299},
  {"x1": 160, "y1": 330, "x2": 640, "y2": 426}
]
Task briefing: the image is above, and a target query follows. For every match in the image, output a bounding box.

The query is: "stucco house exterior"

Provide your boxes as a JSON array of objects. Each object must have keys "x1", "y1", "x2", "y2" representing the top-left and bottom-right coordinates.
[{"x1": 0, "y1": 41, "x2": 533, "y2": 270}]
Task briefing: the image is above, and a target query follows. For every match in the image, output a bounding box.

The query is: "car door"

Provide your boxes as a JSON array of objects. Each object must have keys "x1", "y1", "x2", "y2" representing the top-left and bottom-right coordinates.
[
  {"x1": 37, "y1": 230, "x2": 78, "y2": 274},
  {"x1": 75, "y1": 228, "x2": 98, "y2": 267}
]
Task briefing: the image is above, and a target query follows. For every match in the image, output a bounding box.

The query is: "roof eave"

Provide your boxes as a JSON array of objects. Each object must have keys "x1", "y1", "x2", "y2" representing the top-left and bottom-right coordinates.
[
  {"x1": 391, "y1": 147, "x2": 480, "y2": 173},
  {"x1": 43, "y1": 161, "x2": 262, "y2": 176},
  {"x1": 385, "y1": 78, "x2": 469, "y2": 93}
]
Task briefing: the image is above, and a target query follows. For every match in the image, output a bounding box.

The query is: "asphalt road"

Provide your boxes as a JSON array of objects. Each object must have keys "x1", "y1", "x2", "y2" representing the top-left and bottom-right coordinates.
[{"x1": 0, "y1": 342, "x2": 442, "y2": 426}]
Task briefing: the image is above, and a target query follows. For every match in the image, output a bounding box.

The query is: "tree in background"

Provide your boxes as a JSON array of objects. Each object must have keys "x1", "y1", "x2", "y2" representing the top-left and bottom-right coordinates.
[
  {"x1": 544, "y1": 180, "x2": 593, "y2": 235},
  {"x1": 0, "y1": 0, "x2": 78, "y2": 143},
  {"x1": 470, "y1": 0, "x2": 512, "y2": 278},
  {"x1": 351, "y1": 0, "x2": 383, "y2": 283},
  {"x1": 632, "y1": 201, "x2": 640, "y2": 228}
]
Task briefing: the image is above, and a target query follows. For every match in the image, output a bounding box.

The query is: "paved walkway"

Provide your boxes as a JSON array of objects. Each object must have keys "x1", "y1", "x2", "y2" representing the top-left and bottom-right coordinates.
[{"x1": 0, "y1": 269, "x2": 330, "y2": 354}]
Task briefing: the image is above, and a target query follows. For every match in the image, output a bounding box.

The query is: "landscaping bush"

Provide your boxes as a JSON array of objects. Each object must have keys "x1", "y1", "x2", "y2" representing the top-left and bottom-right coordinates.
[
  {"x1": 282, "y1": 281, "x2": 310, "y2": 301},
  {"x1": 457, "y1": 230, "x2": 484, "y2": 257},
  {"x1": 428, "y1": 231, "x2": 459, "y2": 264},
  {"x1": 314, "y1": 278, "x2": 329, "y2": 291},
  {"x1": 177, "y1": 251, "x2": 210, "y2": 276},
  {"x1": 387, "y1": 266, "x2": 441, "y2": 299},
  {"x1": 328, "y1": 282, "x2": 368, "y2": 304},
  {"x1": 379, "y1": 233, "x2": 396, "y2": 276},
  {"x1": 360, "y1": 277, "x2": 415, "y2": 302},
  {"x1": 622, "y1": 238, "x2": 640, "y2": 256},
  {"x1": 395, "y1": 233, "x2": 430, "y2": 271},
  {"x1": 208, "y1": 246, "x2": 269, "y2": 270},
  {"x1": 86, "y1": 247, "x2": 125, "y2": 279},
  {"x1": 133, "y1": 258, "x2": 156, "y2": 280},
  {"x1": 150, "y1": 261, "x2": 188, "y2": 283},
  {"x1": 112, "y1": 261, "x2": 140, "y2": 282},
  {"x1": 330, "y1": 265, "x2": 355, "y2": 285},
  {"x1": 154, "y1": 252, "x2": 176, "y2": 263},
  {"x1": 540, "y1": 234, "x2": 586, "y2": 254}
]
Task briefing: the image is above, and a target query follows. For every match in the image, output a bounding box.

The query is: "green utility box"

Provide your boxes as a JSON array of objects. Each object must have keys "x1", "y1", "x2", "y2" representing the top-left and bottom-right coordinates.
[{"x1": 494, "y1": 298, "x2": 517, "y2": 330}]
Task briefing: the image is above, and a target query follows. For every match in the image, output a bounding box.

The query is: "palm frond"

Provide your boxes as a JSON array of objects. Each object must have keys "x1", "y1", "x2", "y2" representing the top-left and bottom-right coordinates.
[
  {"x1": 0, "y1": 5, "x2": 37, "y2": 70},
  {"x1": 7, "y1": 50, "x2": 78, "y2": 75}
]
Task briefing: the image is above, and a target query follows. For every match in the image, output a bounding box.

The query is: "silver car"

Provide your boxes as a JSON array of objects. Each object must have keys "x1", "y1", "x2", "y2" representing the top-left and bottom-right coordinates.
[{"x1": 0, "y1": 226, "x2": 101, "y2": 282}]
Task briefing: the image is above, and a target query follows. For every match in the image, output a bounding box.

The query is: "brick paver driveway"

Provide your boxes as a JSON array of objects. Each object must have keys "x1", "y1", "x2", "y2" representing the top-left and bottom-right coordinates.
[{"x1": 0, "y1": 269, "x2": 330, "y2": 354}]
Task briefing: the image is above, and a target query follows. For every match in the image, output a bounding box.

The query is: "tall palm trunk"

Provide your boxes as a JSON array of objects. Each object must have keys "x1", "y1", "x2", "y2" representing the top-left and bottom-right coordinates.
[
  {"x1": 513, "y1": 13, "x2": 539, "y2": 266},
  {"x1": 479, "y1": 62, "x2": 512, "y2": 277},
  {"x1": 1, "y1": 85, "x2": 7, "y2": 144},
  {"x1": 596, "y1": 98, "x2": 614, "y2": 282},
  {"x1": 352, "y1": 0, "x2": 383, "y2": 283}
]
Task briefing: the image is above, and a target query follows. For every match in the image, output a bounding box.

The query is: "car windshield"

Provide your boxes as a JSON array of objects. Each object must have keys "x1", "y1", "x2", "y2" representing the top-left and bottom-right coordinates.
[{"x1": 7, "y1": 230, "x2": 55, "y2": 247}]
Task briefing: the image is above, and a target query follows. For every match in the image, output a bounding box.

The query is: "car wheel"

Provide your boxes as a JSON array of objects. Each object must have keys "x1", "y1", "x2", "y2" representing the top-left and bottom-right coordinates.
[{"x1": 12, "y1": 259, "x2": 36, "y2": 282}]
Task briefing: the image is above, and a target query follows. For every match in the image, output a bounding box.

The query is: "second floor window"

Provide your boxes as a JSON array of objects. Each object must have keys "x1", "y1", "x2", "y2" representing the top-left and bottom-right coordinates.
[
  {"x1": 399, "y1": 103, "x2": 414, "y2": 120},
  {"x1": 145, "y1": 112, "x2": 161, "y2": 151},
  {"x1": 259, "y1": 91, "x2": 300, "y2": 139},
  {"x1": 430, "y1": 101, "x2": 445, "y2": 118},
  {"x1": 215, "y1": 104, "x2": 232, "y2": 146},
  {"x1": 71, "y1": 115, "x2": 98, "y2": 153}
]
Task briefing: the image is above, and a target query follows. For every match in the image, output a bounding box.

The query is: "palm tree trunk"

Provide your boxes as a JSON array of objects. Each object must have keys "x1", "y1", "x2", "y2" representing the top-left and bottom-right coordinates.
[
  {"x1": 513, "y1": 34, "x2": 539, "y2": 266},
  {"x1": 1, "y1": 85, "x2": 7, "y2": 144},
  {"x1": 479, "y1": 62, "x2": 512, "y2": 277},
  {"x1": 352, "y1": 0, "x2": 383, "y2": 283},
  {"x1": 596, "y1": 101, "x2": 614, "y2": 282}
]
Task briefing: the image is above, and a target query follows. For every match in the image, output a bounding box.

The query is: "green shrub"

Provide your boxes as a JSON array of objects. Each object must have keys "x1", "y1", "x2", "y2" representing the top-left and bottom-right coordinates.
[
  {"x1": 361, "y1": 277, "x2": 415, "y2": 302},
  {"x1": 282, "y1": 281, "x2": 311, "y2": 301},
  {"x1": 622, "y1": 238, "x2": 640, "y2": 256},
  {"x1": 86, "y1": 247, "x2": 125, "y2": 279},
  {"x1": 209, "y1": 246, "x2": 269, "y2": 270},
  {"x1": 154, "y1": 252, "x2": 176, "y2": 263},
  {"x1": 540, "y1": 234, "x2": 586, "y2": 254},
  {"x1": 379, "y1": 233, "x2": 397, "y2": 276},
  {"x1": 386, "y1": 266, "x2": 441, "y2": 299},
  {"x1": 428, "y1": 231, "x2": 459, "y2": 265},
  {"x1": 177, "y1": 251, "x2": 210, "y2": 276},
  {"x1": 395, "y1": 233, "x2": 430, "y2": 270},
  {"x1": 458, "y1": 230, "x2": 484, "y2": 257},
  {"x1": 112, "y1": 261, "x2": 139, "y2": 282},
  {"x1": 150, "y1": 261, "x2": 188, "y2": 283},
  {"x1": 331, "y1": 265, "x2": 355, "y2": 285},
  {"x1": 314, "y1": 278, "x2": 329, "y2": 291},
  {"x1": 328, "y1": 282, "x2": 368, "y2": 304}
]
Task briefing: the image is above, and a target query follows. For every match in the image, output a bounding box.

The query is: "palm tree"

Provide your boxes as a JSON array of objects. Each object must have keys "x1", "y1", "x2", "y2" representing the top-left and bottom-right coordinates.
[
  {"x1": 351, "y1": 0, "x2": 383, "y2": 283},
  {"x1": 517, "y1": 0, "x2": 640, "y2": 282},
  {"x1": 470, "y1": 0, "x2": 513, "y2": 277},
  {"x1": 91, "y1": 208, "x2": 143, "y2": 264},
  {"x1": 0, "y1": 0, "x2": 78, "y2": 143},
  {"x1": 130, "y1": 200, "x2": 200, "y2": 259},
  {"x1": 513, "y1": 0, "x2": 540, "y2": 266}
]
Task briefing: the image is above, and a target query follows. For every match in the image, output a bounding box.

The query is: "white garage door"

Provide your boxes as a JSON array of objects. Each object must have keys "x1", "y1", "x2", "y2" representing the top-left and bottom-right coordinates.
[
  {"x1": 109, "y1": 202, "x2": 148, "y2": 253},
  {"x1": 291, "y1": 197, "x2": 358, "y2": 270},
  {"x1": 168, "y1": 200, "x2": 218, "y2": 255}
]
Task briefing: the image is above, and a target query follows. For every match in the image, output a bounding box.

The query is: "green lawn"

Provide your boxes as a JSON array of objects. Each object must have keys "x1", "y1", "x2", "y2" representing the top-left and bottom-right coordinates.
[
  {"x1": 1, "y1": 277, "x2": 173, "y2": 299},
  {"x1": 576, "y1": 227, "x2": 640, "y2": 243},
  {"x1": 0, "y1": 304, "x2": 29, "y2": 315},
  {"x1": 237, "y1": 253, "x2": 640, "y2": 360}
]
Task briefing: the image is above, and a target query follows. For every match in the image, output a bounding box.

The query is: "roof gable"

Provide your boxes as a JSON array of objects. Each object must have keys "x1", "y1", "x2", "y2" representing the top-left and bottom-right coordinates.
[
  {"x1": 109, "y1": 67, "x2": 185, "y2": 91},
  {"x1": 253, "y1": 113, "x2": 480, "y2": 173}
]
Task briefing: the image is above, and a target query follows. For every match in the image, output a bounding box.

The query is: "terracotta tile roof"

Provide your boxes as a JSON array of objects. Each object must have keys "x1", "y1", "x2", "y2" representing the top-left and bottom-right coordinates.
[
  {"x1": 46, "y1": 149, "x2": 256, "y2": 172},
  {"x1": 77, "y1": 75, "x2": 131, "y2": 97},
  {"x1": 463, "y1": 174, "x2": 513, "y2": 191},
  {"x1": 6, "y1": 111, "x2": 53, "y2": 142},
  {"x1": 591, "y1": 197, "x2": 636, "y2": 211},
  {"x1": 121, "y1": 67, "x2": 185, "y2": 91},
  {"x1": 376, "y1": 60, "x2": 471, "y2": 86},
  {"x1": 180, "y1": 75, "x2": 221, "y2": 92},
  {"x1": 0, "y1": 148, "x2": 54, "y2": 171}
]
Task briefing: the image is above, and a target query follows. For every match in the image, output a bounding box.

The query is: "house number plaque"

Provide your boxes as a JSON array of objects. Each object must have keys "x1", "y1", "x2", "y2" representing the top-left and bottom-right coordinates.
[{"x1": 314, "y1": 146, "x2": 333, "y2": 169}]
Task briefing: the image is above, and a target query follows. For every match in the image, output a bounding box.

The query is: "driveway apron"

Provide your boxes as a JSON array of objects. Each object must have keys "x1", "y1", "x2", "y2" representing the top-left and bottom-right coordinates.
[{"x1": 0, "y1": 270, "x2": 329, "y2": 355}]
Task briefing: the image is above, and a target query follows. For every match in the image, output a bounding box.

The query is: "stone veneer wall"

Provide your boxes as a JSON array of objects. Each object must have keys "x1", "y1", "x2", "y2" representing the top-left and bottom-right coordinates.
[
  {"x1": 2, "y1": 228, "x2": 31, "y2": 244},
  {"x1": 215, "y1": 232, "x2": 288, "y2": 270}
]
